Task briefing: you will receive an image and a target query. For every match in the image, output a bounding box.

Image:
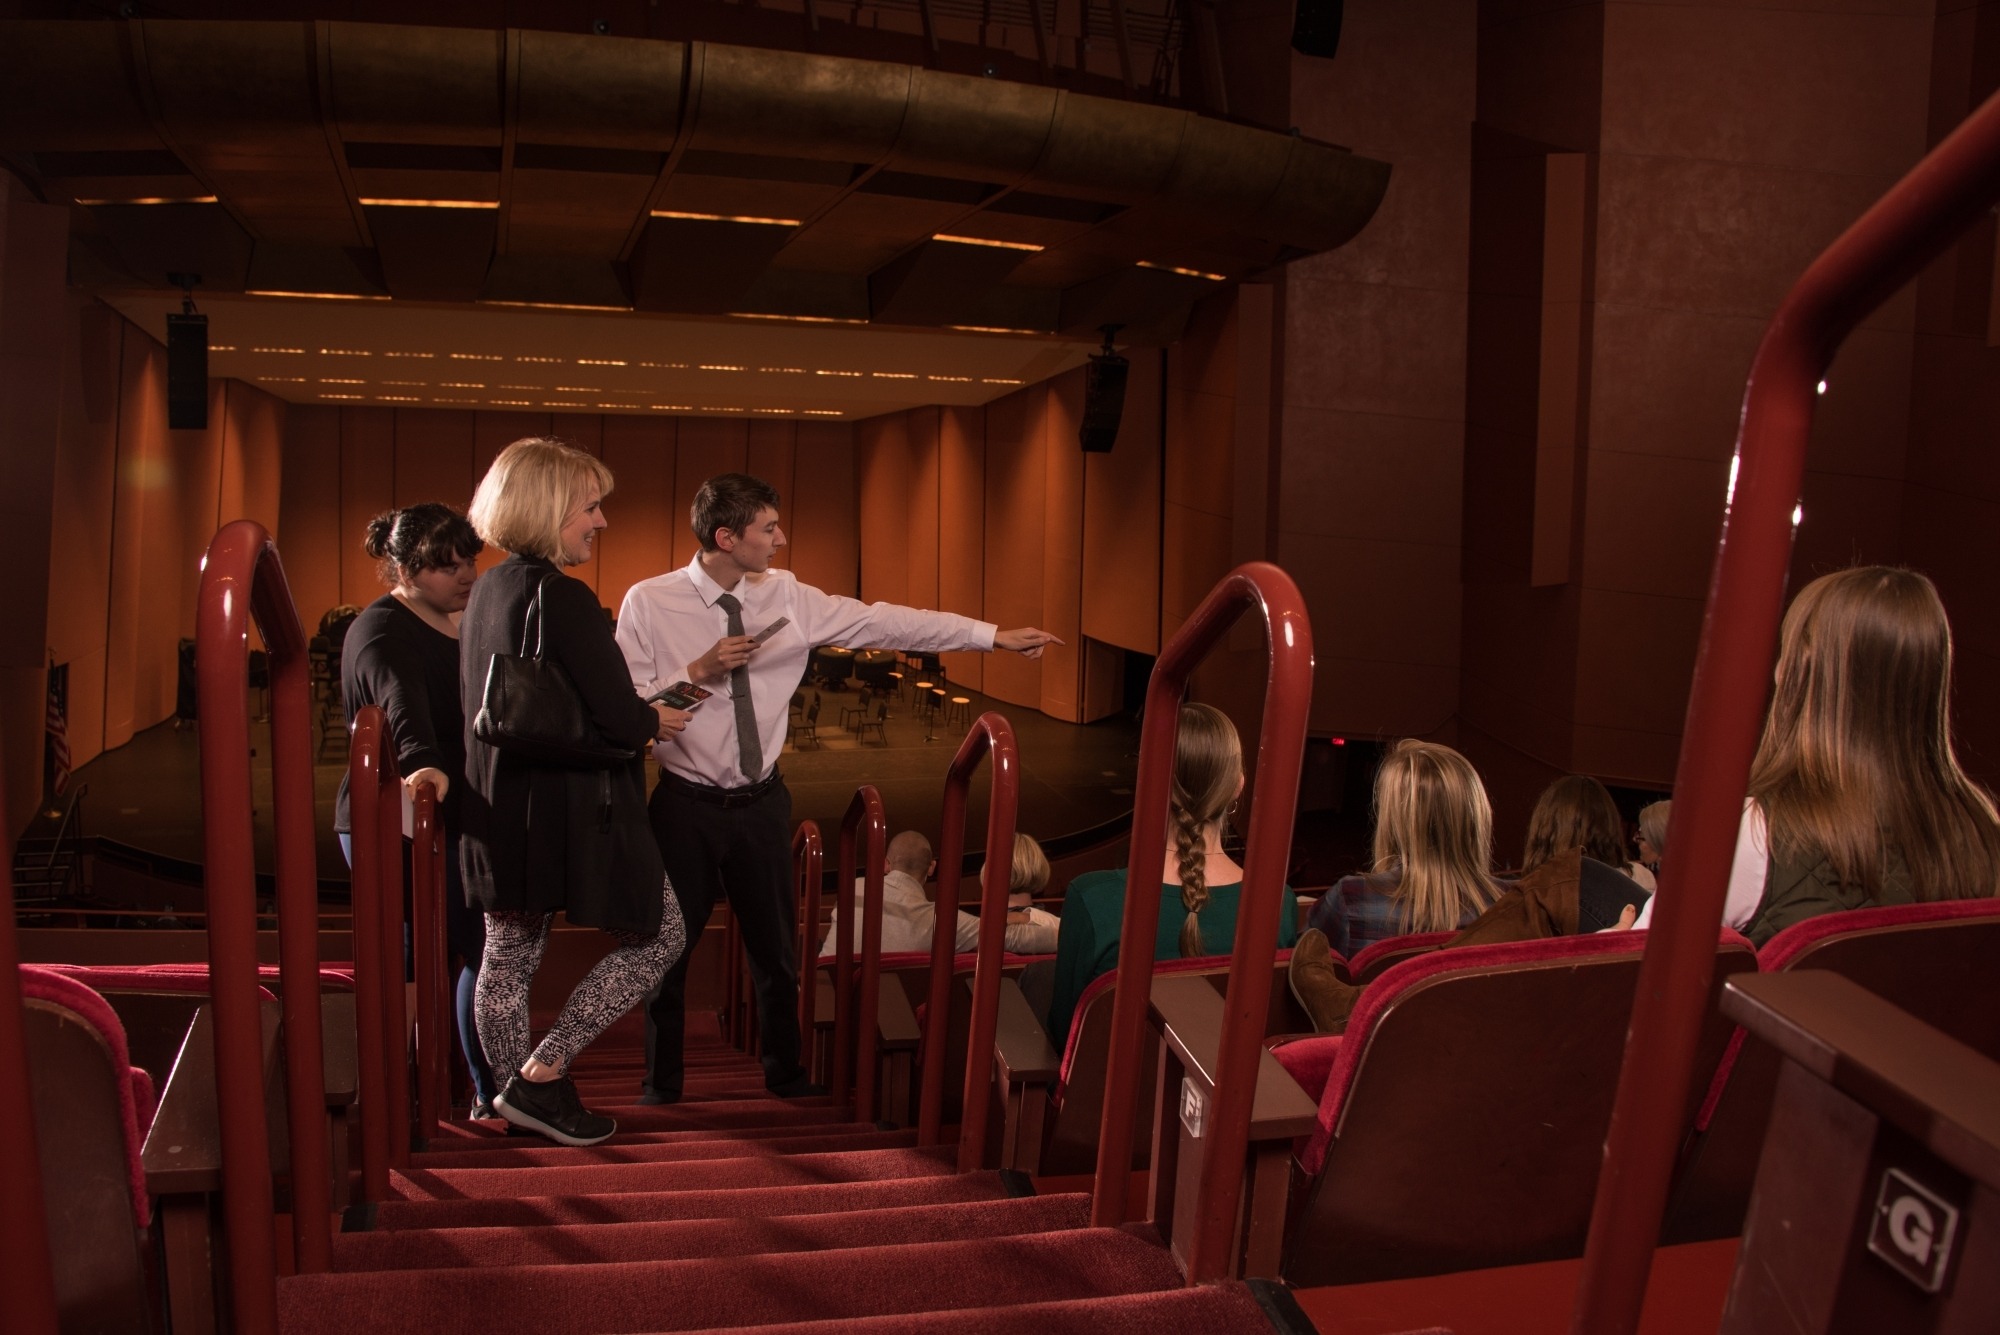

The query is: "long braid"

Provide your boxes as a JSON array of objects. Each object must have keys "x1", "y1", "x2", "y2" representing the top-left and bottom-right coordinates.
[{"x1": 1173, "y1": 799, "x2": 1209, "y2": 957}]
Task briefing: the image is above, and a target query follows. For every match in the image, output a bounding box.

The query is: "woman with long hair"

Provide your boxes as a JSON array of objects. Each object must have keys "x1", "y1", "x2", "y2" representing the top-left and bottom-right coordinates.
[
  {"x1": 1522, "y1": 773, "x2": 1657, "y2": 892},
  {"x1": 334, "y1": 502, "x2": 496, "y2": 1114},
  {"x1": 1044, "y1": 703, "x2": 1297, "y2": 1046},
  {"x1": 1629, "y1": 565, "x2": 2000, "y2": 943},
  {"x1": 1303, "y1": 739, "x2": 1503, "y2": 958},
  {"x1": 459, "y1": 438, "x2": 692, "y2": 1145}
]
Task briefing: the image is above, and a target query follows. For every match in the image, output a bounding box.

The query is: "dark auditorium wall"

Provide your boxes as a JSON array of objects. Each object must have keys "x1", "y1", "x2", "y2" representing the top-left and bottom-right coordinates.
[{"x1": 277, "y1": 408, "x2": 857, "y2": 630}]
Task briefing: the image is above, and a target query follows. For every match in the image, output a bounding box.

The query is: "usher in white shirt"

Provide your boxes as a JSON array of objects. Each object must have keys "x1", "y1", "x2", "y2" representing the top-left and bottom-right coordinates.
[{"x1": 616, "y1": 555, "x2": 996, "y2": 789}]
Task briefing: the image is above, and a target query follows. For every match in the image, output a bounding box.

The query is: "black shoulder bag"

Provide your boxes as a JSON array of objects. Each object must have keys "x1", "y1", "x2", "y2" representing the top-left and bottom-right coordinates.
[{"x1": 473, "y1": 573, "x2": 637, "y2": 768}]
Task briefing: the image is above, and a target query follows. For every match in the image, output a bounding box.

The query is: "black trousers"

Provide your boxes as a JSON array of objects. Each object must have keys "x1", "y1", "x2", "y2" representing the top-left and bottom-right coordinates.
[{"x1": 643, "y1": 774, "x2": 804, "y2": 1094}]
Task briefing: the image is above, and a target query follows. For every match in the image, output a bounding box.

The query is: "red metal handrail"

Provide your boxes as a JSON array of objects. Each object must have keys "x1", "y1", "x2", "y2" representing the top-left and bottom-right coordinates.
[
  {"x1": 1570, "y1": 89, "x2": 2000, "y2": 1335},
  {"x1": 1, "y1": 793, "x2": 60, "y2": 1335},
  {"x1": 793, "y1": 821, "x2": 825, "y2": 1049},
  {"x1": 410, "y1": 781, "x2": 449, "y2": 1143},
  {"x1": 1087, "y1": 563, "x2": 1314, "y2": 1277},
  {"x1": 345, "y1": 708, "x2": 399, "y2": 1199},
  {"x1": 916, "y1": 713, "x2": 1020, "y2": 1163},
  {"x1": 196, "y1": 520, "x2": 332, "y2": 1333},
  {"x1": 835, "y1": 787, "x2": 887, "y2": 1119}
]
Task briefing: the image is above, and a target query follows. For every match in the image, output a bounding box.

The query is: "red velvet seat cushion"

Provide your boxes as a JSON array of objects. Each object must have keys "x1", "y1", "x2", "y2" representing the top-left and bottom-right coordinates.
[{"x1": 1056, "y1": 949, "x2": 1296, "y2": 1092}]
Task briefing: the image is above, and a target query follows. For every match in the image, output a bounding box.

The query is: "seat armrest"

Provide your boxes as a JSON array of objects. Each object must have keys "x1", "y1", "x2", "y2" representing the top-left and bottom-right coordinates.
[
  {"x1": 876, "y1": 973, "x2": 921, "y2": 1051},
  {"x1": 143, "y1": 1002, "x2": 287, "y2": 1195},
  {"x1": 1149, "y1": 974, "x2": 1318, "y2": 1141},
  {"x1": 994, "y1": 977, "x2": 1062, "y2": 1087}
]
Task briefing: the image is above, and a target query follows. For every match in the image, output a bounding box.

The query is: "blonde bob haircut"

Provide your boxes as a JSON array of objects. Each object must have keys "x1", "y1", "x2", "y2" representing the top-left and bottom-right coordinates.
[
  {"x1": 1372, "y1": 739, "x2": 1501, "y2": 934},
  {"x1": 1009, "y1": 833, "x2": 1051, "y2": 897},
  {"x1": 469, "y1": 437, "x2": 615, "y2": 562}
]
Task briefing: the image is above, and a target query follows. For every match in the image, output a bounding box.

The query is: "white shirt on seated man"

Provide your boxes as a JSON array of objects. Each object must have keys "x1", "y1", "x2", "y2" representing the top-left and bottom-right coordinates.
[{"x1": 819, "y1": 829, "x2": 1060, "y2": 958}]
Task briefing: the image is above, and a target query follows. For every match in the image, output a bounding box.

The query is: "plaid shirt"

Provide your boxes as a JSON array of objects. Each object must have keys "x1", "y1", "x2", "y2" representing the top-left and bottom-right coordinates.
[{"x1": 1305, "y1": 872, "x2": 1409, "y2": 959}]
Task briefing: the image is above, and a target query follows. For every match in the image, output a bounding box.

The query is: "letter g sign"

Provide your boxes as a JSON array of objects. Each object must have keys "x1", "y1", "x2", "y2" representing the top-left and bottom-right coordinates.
[{"x1": 1867, "y1": 1167, "x2": 1960, "y2": 1294}]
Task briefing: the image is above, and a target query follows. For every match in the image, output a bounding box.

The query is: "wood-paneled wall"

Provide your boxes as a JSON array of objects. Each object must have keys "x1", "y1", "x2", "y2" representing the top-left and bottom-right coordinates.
[
  {"x1": 857, "y1": 352, "x2": 1164, "y2": 725},
  {"x1": 277, "y1": 409, "x2": 857, "y2": 627}
]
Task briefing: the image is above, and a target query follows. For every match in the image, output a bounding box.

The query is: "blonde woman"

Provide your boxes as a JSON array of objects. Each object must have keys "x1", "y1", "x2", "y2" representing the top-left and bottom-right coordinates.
[
  {"x1": 1044, "y1": 704, "x2": 1297, "y2": 1046},
  {"x1": 1522, "y1": 773, "x2": 1657, "y2": 893},
  {"x1": 459, "y1": 438, "x2": 691, "y2": 1145},
  {"x1": 1627, "y1": 566, "x2": 2000, "y2": 944},
  {"x1": 1303, "y1": 739, "x2": 1503, "y2": 958}
]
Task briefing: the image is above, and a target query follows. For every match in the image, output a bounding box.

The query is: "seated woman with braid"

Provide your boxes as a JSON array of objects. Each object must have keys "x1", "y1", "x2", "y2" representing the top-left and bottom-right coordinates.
[{"x1": 1043, "y1": 703, "x2": 1297, "y2": 1048}]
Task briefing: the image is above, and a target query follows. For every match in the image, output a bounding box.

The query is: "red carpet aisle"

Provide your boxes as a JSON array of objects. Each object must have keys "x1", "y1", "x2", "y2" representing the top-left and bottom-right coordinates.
[{"x1": 279, "y1": 1016, "x2": 1285, "y2": 1334}]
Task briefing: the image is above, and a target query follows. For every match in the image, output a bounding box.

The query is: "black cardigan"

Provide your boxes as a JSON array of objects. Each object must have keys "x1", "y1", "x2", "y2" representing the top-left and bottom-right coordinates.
[
  {"x1": 458, "y1": 555, "x2": 664, "y2": 934},
  {"x1": 334, "y1": 593, "x2": 463, "y2": 835}
]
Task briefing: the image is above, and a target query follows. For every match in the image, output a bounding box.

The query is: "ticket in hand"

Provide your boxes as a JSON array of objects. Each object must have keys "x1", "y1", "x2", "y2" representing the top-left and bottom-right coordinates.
[{"x1": 648, "y1": 681, "x2": 712, "y2": 710}]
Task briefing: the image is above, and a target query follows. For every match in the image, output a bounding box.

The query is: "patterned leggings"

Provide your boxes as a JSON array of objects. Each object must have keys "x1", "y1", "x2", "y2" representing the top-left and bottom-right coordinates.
[{"x1": 474, "y1": 878, "x2": 686, "y2": 1082}]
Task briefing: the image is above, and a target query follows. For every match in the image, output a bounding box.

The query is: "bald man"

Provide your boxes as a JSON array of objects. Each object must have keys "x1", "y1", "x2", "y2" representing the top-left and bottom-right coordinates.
[{"x1": 819, "y1": 830, "x2": 1058, "y2": 958}]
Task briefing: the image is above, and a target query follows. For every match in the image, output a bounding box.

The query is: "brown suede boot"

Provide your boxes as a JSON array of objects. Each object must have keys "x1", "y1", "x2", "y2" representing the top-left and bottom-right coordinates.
[{"x1": 1288, "y1": 929, "x2": 1363, "y2": 1034}]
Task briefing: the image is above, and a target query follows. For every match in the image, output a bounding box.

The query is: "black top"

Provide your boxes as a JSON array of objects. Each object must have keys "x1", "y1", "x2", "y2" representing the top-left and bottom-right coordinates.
[
  {"x1": 334, "y1": 593, "x2": 464, "y2": 834},
  {"x1": 458, "y1": 555, "x2": 664, "y2": 933}
]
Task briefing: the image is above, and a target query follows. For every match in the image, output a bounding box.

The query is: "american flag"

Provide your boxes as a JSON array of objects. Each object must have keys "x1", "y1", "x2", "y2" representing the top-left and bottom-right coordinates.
[{"x1": 45, "y1": 666, "x2": 70, "y2": 797}]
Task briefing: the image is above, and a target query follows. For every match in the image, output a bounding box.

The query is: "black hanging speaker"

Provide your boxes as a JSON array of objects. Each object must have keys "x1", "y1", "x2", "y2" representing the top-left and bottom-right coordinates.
[
  {"x1": 166, "y1": 311, "x2": 209, "y2": 430},
  {"x1": 1291, "y1": 0, "x2": 1343, "y2": 59},
  {"x1": 1080, "y1": 330, "x2": 1129, "y2": 453}
]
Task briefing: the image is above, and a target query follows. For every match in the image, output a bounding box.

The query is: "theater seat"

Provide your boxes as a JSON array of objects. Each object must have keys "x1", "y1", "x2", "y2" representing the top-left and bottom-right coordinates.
[
  {"x1": 1343, "y1": 930, "x2": 1456, "y2": 983},
  {"x1": 1277, "y1": 931, "x2": 1755, "y2": 1287},
  {"x1": 1664, "y1": 895, "x2": 2000, "y2": 1243},
  {"x1": 19, "y1": 965, "x2": 159, "y2": 1333}
]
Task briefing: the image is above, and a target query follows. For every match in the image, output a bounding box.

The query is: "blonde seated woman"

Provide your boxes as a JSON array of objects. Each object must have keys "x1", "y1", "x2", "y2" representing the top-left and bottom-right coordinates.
[
  {"x1": 1301, "y1": 739, "x2": 1505, "y2": 960},
  {"x1": 1625, "y1": 565, "x2": 2000, "y2": 945},
  {"x1": 1043, "y1": 703, "x2": 1297, "y2": 1048}
]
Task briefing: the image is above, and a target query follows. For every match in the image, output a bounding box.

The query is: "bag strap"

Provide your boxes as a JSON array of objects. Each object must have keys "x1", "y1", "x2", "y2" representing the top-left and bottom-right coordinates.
[{"x1": 521, "y1": 571, "x2": 556, "y2": 662}]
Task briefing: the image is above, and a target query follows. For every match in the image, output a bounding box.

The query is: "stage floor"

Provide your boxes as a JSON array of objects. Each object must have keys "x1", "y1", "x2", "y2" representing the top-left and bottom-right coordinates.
[{"x1": 44, "y1": 679, "x2": 1142, "y2": 883}]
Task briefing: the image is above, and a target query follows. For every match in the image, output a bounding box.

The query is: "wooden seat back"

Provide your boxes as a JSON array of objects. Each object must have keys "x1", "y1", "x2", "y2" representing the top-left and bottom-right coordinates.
[
  {"x1": 1664, "y1": 897, "x2": 2000, "y2": 1243},
  {"x1": 1282, "y1": 932, "x2": 1756, "y2": 1287},
  {"x1": 1039, "y1": 954, "x2": 1307, "y2": 1177},
  {"x1": 19, "y1": 965, "x2": 158, "y2": 1334}
]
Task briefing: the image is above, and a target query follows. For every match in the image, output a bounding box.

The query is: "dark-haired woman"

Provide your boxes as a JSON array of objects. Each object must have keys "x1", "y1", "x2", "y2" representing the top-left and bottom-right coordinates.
[{"x1": 334, "y1": 502, "x2": 498, "y2": 1115}]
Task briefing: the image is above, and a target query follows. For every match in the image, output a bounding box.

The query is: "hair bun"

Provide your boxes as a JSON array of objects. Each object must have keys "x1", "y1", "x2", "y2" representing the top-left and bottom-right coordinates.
[{"x1": 362, "y1": 510, "x2": 398, "y2": 560}]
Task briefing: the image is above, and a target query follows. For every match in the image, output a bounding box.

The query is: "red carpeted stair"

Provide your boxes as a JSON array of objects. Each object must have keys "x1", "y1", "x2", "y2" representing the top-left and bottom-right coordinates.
[{"x1": 283, "y1": 1018, "x2": 1292, "y2": 1334}]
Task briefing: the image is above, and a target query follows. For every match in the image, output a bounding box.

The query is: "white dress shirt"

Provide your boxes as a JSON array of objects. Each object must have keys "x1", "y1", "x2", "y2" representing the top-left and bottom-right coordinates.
[
  {"x1": 818, "y1": 870, "x2": 1061, "y2": 957},
  {"x1": 617, "y1": 555, "x2": 997, "y2": 788}
]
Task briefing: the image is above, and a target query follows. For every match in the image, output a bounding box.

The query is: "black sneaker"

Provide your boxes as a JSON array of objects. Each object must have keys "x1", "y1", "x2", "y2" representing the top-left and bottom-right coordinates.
[{"x1": 494, "y1": 1074, "x2": 616, "y2": 1146}]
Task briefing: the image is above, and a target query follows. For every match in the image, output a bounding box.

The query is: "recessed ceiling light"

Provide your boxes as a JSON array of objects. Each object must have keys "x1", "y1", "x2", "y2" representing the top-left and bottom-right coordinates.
[
  {"x1": 358, "y1": 198, "x2": 499, "y2": 209},
  {"x1": 260, "y1": 376, "x2": 307, "y2": 384},
  {"x1": 382, "y1": 380, "x2": 428, "y2": 387},
  {"x1": 383, "y1": 351, "x2": 434, "y2": 359},
  {"x1": 76, "y1": 195, "x2": 218, "y2": 206},
  {"x1": 816, "y1": 370, "x2": 863, "y2": 378},
  {"x1": 653, "y1": 210, "x2": 799, "y2": 227},
  {"x1": 752, "y1": 408, "x2": 792, "y2": 415},
  {"x1": 450, "y1": 353, "x2": 504, "y2": 361},
  {"x1": 652, "y1": 404, "x2": 692, "y2": 411},
  {"x1": 542, "y1": 401, "x2": 586, "y2": 407},
  {"x1": 482, "y1": 300, "x2": 631, "y2": 312},
  {"x1": 377, "y1": 395, "x2": 421, "y2": 403},
  {"x1": 440, "y1": 382, "x2": 486, "y2": 389},
  {"x1": 800, "y1": 409, "x2": 844, "y2": 417},
  {"x1": 553, "y1": 386, "x2": 600, "y2": 393},
  {"x1": 516, "y1": 355, "x2": 563, "y2": 364},
  {"x1": 982, "y1": 378, "x2": 1023, "y2": 385},
  {"x1": 498, "y1": 384, "x2": 542, "y2": 391},
  {"x1": 639, "y1": 360, "x2": 689, "y2": 369},
  {"x1": 728, "y1": 312, "x2": 867, "y2": 325},
  {"x1": 700, "y1": 365, "x2": 745, "y2": 372},
  {"x1": 761, "y1": 367, "x2": 806, "y2": 374},
  {"x1": 433, "y1": 396, "x2": 479, "y2": 404},
  {"x1": 320, "y1": 393, "x2": 364, "y2": 400},
  {"x1": 932, "y1": 233, "x2": 1044, "y2": 252},
  {"x1": 490, "y1": 400, "x2": 532, "y2": 407},
  {"x1": 319, "y1": 378, "x2": 366, "y2": 385},
  {"x1": 211, "y1": 344, "x2": 237, "y2": 352},
  {"x1": 253, "y1": 346, "x2": 306, "y2": 354},
  {"x1": 576, "y1": 358, "x2": 628, "y2": 367},
  {"x1": 248, "y1": 291, "x2": 389, "y2": 302},
  {"x1": 927, "y1": 375, "x2": 972, "y2": 383},
  {"x1": 1136, "y1": 260, "x2": 1227, "y2": 282},
  {"x1": 320, "y1": 348, "x2": 372, "y2": 356},
  {"x1": 871, "y1": 372, "x2": 916, "y2": 380},
  {"x1": 701, "y1": 406, "x2": 746, "y2": 412}
]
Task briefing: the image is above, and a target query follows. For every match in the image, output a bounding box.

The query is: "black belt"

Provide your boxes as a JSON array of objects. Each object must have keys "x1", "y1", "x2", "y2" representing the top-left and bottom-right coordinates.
[{"x1": 661, "y1": 767, "x2": 783, "y2": 809}]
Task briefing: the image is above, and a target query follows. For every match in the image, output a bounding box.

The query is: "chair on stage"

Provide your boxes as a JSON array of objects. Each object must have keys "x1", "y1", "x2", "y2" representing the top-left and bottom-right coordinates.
[
  {"x1": 839, "y1": 689, "x2": 873, "y2": 732},
  {"x1": 790, "y1": 699, "x2": 822, "y2": 749},
  {"x1": 855, "y1": 699, "x2": 890, "y2": 746}
]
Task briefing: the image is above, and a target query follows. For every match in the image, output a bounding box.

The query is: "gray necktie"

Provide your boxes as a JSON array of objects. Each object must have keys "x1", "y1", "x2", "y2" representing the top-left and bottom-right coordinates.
[{"x1": 713, "y1": 593, "x2": 764, "y2": 781}]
